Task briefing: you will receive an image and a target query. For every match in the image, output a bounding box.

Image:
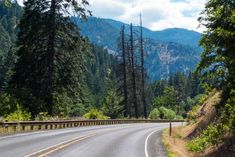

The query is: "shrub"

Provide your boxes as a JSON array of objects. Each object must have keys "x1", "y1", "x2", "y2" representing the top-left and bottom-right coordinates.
[
  {"x1": 35, "y1": 112, "x2": 53, "y2": 121},
  {"x1": 148, "y1": 108, "x2": 160, "y2": 119},
  {"x1": 83, "y1": 109, "x2": 110, "y2": 120},
  {"x1": 0, "y1": 93, "x2": 18, "y2": 116},
  {"x1": 149, "y1": 107, "x2": 180, "y2": 120},
  {"x1": 158, "y1": 107, "x2": 176, "y2": 119},
  {"x1": 187, "y1": 124, "x2": 229, "y2": 152},
  {"x1": 4, "y1": 104, "x2": 31, "y2": 122},
  {"x1": 187, "y1": 105, "x2": 200, "y2": 123}
]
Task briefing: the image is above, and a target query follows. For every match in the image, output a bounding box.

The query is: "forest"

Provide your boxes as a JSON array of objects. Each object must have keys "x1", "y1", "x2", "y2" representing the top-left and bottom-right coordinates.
[
  {"x1": 0, "y1": 0, "x2": 234, "y2": 156},
  {"x1": 0, "y1": 0, "x2": 205, "y2": 121},
  {"x1": 0, "y1": 0, "x2": 234, "y2": 131}
]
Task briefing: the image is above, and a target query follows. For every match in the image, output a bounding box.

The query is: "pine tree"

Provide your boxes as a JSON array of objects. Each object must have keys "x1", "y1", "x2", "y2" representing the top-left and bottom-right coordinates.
[
  {"x1": 11, "y1": 0, "x2": 91, "y2": 115},
  {"x1": 197, "y1": 0, "x2": 235, "y2": 91}
]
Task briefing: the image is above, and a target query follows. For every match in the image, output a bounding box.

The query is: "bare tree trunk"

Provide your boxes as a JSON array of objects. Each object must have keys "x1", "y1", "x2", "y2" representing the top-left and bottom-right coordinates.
[
  {"x1": 140, "y1": 14, "x2": 147, "y2": 118},
  {"x1": 121, "y1": 25, "x2": 128, "y2": 117},
  {"x1": 130, "y1": 24, "x2": 139, "y2": 118}
]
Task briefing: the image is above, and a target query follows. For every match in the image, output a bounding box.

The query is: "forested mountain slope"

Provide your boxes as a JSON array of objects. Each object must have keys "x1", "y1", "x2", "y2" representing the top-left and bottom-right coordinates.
[{"x1": 73, "y1": 17, "x2": 202, "y2": 80}]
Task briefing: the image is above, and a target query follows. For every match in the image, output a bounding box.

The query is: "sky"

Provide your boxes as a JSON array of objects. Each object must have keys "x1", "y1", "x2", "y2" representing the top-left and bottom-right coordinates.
[{"x1": 17, "y1": 0, "x2": 207, "y2": 33}]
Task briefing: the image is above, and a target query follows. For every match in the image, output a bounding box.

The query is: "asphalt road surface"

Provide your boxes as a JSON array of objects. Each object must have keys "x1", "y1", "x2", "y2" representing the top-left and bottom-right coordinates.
[{"x1": 0, "y1": 123, "x2": 181, "y2": 157}]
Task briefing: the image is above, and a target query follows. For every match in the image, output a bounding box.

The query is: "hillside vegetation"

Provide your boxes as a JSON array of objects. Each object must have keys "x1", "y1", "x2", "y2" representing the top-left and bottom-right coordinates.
[
  {"x1": 163, "y1": 91, "x2": 234, "y2": 157},
  {"x1": 163, "y1": 0, "x2": 235, "y2": 156}
]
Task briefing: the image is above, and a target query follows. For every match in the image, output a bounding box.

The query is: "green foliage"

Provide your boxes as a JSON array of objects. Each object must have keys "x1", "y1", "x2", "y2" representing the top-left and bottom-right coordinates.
[
  {"x1": 10, "y1": 0, "x2": 91, "y2": 116},
  {"x1": 187, "y1": 105, "x2": 200, "y2": 123},
  {"x1": 148, "y1": 108, "x2": 160, "y2": 119},
  {"x1": 187, "y1": 124, "x2": 229, "y2": 152},
  {"x1": 85, "y1": 44, "x2": 118, "y2": 108},
  {"x1": 153, "y1": 86, "x2": 178, "y2": 109},
  {"x1": 0, "y1": 93, "x2": 18, "y2": 116},
  {"x1": 4, "y1": 104, "x2": 31, "y2": 122},
  {"x1": 34, "y1": 112, "x2": 52, "y2": 121},
  {"x1": 149, "y1": 107, "x2": 181, "y2": 120},
  {"x1": 83, "y1": 109, "x2": 110, "y2": 120},
  {"x1": 150, "y1": 72, "x2": 204, "y2": 118},
  {"x1": 167, "y1": 152, "x2": 177, "y2": 157},
  {"x1": 101, "y1": 89, "x2": 123, "y2": 119},
  {"x1": 187, "y1": 94, "x2": 208, "y2": 123},
  {"x1": 222, "y1": 90, "x2": 235, "y2": 132},
  {"x1": 197, "y1": 0, "x2": 235, "y2": 90}
]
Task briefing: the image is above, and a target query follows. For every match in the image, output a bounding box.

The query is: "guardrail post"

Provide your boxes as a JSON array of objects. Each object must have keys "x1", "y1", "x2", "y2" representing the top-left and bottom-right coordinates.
[
  {"x1": 30, "y1": 125, "x2": 34, "y2": 130},
  {"x1": 169, "y1": 122, "x2": 172, "y2": 136},
  {"x1": 4, "y1": 125, "x2": 8, "y2": 133},
  {"x1": 22, "y1": 125, "x2": 25, "y2": 131}
]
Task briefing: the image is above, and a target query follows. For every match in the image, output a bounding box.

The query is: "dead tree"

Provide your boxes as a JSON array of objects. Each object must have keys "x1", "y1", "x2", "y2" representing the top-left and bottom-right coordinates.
[{"x1": 140, "y1": 14, "x2": 147, "y2": 118}]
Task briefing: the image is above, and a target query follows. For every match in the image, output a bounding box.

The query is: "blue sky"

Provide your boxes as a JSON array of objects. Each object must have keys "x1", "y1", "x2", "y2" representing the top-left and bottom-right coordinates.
[{"x1": 17, "y1": 0, "x2": 207, "y2": 32}]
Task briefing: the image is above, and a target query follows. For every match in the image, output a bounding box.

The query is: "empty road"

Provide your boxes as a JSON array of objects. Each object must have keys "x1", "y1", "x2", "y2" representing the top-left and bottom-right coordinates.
[{"x1": 0, "y1": 123, "x2": 180, "y2": 157}]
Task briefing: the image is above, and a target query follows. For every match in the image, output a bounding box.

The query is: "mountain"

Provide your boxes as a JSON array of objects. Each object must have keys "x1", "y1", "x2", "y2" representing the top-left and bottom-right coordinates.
[
  {"x1": 0, "y1": 1, "x2": 202, "y2": 81},
  {"x1": 73, "y1": 17, "x2": 202, "y2": 80},
  {"x1": 104, "y1": 18, "x2": 201, "y2": 47}
]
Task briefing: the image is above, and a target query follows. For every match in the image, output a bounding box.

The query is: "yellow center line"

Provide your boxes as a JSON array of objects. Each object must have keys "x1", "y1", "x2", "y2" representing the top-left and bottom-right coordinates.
[
  {"x1": 38, "y1": 134, "x2": 96, "y2": 157},
  {"x1": 23, "y1": 126, "x2": 134, "y2": 157},
  {"x1": 23, "y1": 132, "x2": 102, "y2": 157}
]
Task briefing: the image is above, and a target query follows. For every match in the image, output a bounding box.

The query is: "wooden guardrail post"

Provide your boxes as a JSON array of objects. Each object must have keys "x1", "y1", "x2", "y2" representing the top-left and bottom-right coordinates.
[{"x1": 169, "y1": 122, "x2": 172, "y2": 136}]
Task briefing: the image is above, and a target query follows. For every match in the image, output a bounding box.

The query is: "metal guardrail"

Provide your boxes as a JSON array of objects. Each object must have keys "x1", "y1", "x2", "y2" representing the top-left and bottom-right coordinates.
[{"x1": 0, "y1": 119, "x2": 185, "y2": 133}]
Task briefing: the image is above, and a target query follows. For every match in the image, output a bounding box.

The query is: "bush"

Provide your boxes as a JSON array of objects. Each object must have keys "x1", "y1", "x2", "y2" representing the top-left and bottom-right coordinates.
[
  {"x1": 187, "y1": 94, "x2": 208, "y2": 123},
  {"x1": 148, "y1": 108, "x2": 160, "y2": 119},
  {"x1": 149, "y1": 107, "x2": 180, "y2": 120},
  {"x1": 0, "y1": 93, "x2": 18, "y2": 116},
  {"x1": 187, "y1": 105, "x2": 200, "y2": 123},
  {"x1": 4, "y1": 104, "x2": 31, "y2": 122},
  {"x1": 159, "y1": 107, "x2": 176, "y2": 119},
  {"x1": 83, "y1": 109, "x2": 110, "y2": 120},
  {"x1": 187, "y1": 124, "x2": 229, "y2": 152},
  {"x1": 35, "y1": 112, "x2": 53, "y2": 121}
]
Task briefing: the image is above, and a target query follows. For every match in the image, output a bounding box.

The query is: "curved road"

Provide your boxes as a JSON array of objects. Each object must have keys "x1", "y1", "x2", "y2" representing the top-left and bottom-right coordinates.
[{"x1": 0, "y1": 123, "x2": 180, "y2": 157}]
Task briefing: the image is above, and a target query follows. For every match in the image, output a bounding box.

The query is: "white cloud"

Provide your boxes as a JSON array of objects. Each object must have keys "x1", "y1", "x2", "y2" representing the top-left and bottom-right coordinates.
[
  {"x1": 89, "y1": 0, "x2": 206, "y2": 32},
  {"x1": 16, "y1": 0, "x2": 207, "y2": 32}
]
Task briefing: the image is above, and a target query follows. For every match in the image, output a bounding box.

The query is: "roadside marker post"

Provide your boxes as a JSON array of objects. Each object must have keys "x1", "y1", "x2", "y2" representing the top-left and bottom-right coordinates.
[{"x1": 169, "y1": 122, "x2": 172, "y2": 136}]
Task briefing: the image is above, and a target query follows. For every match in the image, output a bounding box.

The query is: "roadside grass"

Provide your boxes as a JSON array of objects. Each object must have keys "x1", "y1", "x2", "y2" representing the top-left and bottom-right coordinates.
[{"x1": 162, "y1": 126, "x2": 197, "y2": 157}]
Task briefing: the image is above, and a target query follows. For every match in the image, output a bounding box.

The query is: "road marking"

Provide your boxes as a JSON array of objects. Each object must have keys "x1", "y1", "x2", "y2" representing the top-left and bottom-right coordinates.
[
  {"x1": 145, "y1": 129, "x2": 161, "y2": 157},
  {"x1": 0, "y1": 131, "x2": 49, "y2": 140},
  {"x1": 23, "y1": 133, "x2": 98, "y2": 157}
]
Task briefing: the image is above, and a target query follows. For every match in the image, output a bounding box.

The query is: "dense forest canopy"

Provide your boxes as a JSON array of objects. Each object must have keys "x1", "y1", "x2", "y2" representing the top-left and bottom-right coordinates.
[{"x1": 0, "y1": 0, "x2": 204, "y2": 120}]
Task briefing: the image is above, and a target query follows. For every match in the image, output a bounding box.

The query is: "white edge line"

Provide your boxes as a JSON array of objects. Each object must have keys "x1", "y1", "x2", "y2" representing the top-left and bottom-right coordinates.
[{"x1": 145, "y1": 129, "x2": 161, "y2": 157}]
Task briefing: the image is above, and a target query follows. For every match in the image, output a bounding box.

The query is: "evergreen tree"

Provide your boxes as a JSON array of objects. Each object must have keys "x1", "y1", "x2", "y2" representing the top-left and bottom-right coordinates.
[
  {"x1": 197, "y1": 0, "x2": 235, "y2": 91},
  {"x1": 11, "y1": 0, "x2": 91, "y2": 115}
]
